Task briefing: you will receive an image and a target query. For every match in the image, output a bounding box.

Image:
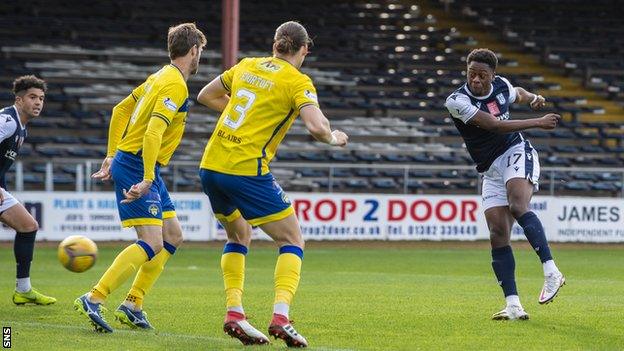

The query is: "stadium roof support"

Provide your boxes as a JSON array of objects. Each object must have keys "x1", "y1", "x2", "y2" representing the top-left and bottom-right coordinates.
[{"x1": 222, "y1": 0, "x2": 239, "y2": 70}]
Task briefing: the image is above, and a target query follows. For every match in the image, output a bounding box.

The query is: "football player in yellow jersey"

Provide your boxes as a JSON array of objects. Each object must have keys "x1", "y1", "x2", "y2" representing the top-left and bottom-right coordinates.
[
  {"x1": 197, "y1": 21, "x2": 348, "y2": 347},
  {"x1": 74, "y1": 23, "x2": 206, "y2": 333}
]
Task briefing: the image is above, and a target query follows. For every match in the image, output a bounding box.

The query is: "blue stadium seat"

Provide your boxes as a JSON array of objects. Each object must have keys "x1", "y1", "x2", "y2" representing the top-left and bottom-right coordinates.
[
  {"x1": 355, "y1": 168, "x2": 379, "y2": 177},
  {"x1": 372, "y1": 178, "x2": 398, "y2": 189}
]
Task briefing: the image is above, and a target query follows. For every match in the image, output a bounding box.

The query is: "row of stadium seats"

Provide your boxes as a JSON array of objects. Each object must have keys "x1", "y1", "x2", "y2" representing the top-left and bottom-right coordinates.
[
  {"x1": 0, "y1": 0, "x2": 622, "y2": 196},
  {"x1": 447, "y1": 0, "x2": 624, "y2": 106}
]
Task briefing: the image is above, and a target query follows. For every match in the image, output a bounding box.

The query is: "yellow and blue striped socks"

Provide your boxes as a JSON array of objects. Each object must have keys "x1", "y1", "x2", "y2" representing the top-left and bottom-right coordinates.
[
  {"x1": 124, "y1": 241, "x2": 176, "y2": 310},
  {"x1": 90, "y1": 240, "x2": 154, "y2": 302},
  {"x1": 221, "y1": 242, "x2": 248, "y2": 313},
  {"x1": 273, "y1": 245, "x2": 303, "y2": 318}
]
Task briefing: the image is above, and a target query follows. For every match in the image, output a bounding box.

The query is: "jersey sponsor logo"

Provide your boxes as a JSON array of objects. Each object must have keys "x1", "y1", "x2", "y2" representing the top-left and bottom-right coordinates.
[
  {"x1": 304, "y1": 90, "x2": 318, "y2": 102},
  {"x1": 496, "y1": 93, "x2": 506, "y2": 105},
  {"x1": 5, "y1": 149, "x2": 17, "y2": 160},
  {"x1": 260, "y1": 60, "x2": 281, "y2": 72},
  {"x1": 163, "y1": 98, "x2": 178, "y2": 112},
  {"x1": 486, "y1": 101, "x2": 500, "y2": 115}
]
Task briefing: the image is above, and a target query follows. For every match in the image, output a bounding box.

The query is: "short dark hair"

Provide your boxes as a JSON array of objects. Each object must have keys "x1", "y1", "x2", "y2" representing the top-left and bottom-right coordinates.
[
  {"x1": 167, "y1": 23, "x2": 207, "y2": 60},
  {"x1": 12, "y1": 75, "x2": 46, "y2": 95},
  {"x1": 274, "y1": 21, "x2": 313, "y2": 55},
  {"x1": 467, "y1": 48, "x2": 498, "y2": 70}
]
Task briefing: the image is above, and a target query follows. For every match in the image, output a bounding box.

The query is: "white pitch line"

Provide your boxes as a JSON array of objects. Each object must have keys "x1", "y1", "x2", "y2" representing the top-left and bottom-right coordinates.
[{"x1": 5, "y1": 320, "x2": 356, "y2": 351}]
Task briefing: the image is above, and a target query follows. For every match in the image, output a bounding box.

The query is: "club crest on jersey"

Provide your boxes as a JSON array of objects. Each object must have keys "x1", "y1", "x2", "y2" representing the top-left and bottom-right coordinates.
[
  {"x1": 163, "y1": 98, "x2": 178, "y2": 112},
  {"x1": 496, "y1": 93, "x2": 506, "y2": 105},
  {"x1": 486, "y1": 101, "x2": 500, "y2": 115},
  {"x1": 304, "y1": 90, "x2": 318, "y2": 102},
  {"x1": 148, "y1": 204, "x2": 159, "y2": 217}
]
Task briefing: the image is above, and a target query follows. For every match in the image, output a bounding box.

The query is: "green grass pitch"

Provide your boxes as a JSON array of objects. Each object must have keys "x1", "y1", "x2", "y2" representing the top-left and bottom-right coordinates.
[{"x1": 1, "y1": 241, "x2": 623, "y2": 350}]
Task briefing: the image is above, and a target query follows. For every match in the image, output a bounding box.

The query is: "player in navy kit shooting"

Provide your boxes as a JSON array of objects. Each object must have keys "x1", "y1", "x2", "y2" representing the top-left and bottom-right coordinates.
[
  {"x1": 444, "y1": 49, "x2": 565, "y2": 320},
  {"x1": 0, "y1": 75, "x2": 56, "y2": 305}
]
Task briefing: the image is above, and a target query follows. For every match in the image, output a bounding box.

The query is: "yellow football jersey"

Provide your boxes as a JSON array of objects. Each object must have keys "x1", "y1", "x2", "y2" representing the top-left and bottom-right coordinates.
[
  {"x1": 117, "y1": 64, "x2": 189, "y2": 166},
  {"x1": 200, "y1": 57, "x2": 319, "y2": 176}
]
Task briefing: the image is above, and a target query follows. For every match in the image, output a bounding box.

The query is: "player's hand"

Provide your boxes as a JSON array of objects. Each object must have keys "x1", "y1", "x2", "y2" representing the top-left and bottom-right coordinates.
[
  {"x1": 120, "y1": 179, "x2": 153, "y2": 204},
  {"x1": 0, "y1": 187, "x2": 4, "y2": 206},
  {"x1": 91, "y1": 157, "x2": 113, "y2": 181},
  {"x1": 329, "y1": 130, "x2": 349, "y2": 147},
  {"x1": 530, "y1": 94, "x2": 546, "y2": 110},
  {"x1": 538, "y1": 113, "x2": 560, "y2": 130}
]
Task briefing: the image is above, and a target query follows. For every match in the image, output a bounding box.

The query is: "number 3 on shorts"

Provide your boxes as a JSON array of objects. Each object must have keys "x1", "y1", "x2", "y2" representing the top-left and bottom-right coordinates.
[{"x1": 224, "y1": 88, "x2": 256, "y2": 130}]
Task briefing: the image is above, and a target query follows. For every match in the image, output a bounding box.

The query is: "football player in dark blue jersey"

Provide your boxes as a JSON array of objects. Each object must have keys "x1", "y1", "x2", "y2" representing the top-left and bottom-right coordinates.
[
  {"x1": 0, "y1": 75, "x2": 56, "y2": 305},
  {"x1": 445, "y1": 49, "x2": 564, "y2": 320}
]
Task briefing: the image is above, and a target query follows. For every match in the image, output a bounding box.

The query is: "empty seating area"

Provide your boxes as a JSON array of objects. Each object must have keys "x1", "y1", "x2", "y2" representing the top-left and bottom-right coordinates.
[
  {"x1": 0, "y1": 0, "x2": 622, "y2": 195},
  {"x1": 444, "y1": 0, "x2": 624, "y2": 107}
]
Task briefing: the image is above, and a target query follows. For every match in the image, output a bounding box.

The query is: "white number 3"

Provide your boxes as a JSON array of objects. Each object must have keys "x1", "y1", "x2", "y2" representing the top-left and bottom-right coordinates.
[{"x1": 224, "y1": 88, "x2": 256, "y2": 130}]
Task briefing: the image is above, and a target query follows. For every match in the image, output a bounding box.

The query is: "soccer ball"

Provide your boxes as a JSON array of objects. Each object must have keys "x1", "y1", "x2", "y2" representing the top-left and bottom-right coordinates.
[{"x1": 57, "y1": 235, "x2": 98, "y2": 273}]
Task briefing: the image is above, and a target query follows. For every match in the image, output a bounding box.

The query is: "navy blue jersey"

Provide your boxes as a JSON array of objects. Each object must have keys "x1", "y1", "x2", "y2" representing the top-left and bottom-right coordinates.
[
  {"x1": 444, "y1": 76, "x2": 523, "y2": 173},
  {"x1": 0, "y1": 106, "x2": 27, "y2": 189}
]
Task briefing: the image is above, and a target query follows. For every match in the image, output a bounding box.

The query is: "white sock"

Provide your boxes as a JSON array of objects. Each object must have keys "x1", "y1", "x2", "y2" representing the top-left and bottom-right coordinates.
[
  {"x1": 123, "y1": 300, "x2": 139, "y2": 311},
  {"x1": 228, "y1": 306, "x2": 245, "y2": 315},
  {"x1": 543, "y1": 260, "x2": 559, "y2": 276},
  {"x1": 505, "y1": 295, "x2": 521, "y2": 307},
  {"x1": 273, "y1": 303, "x2": 290, "y2": 318},
  {"x1": 16, "y1": 277, "x2": 31, "y2": 293}
]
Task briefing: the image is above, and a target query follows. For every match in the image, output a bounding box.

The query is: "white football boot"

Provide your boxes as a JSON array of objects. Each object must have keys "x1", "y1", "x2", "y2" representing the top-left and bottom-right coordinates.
[
  {"x1": 539, "y1": 271, "x2": 566, "y2": 304},
  {"x1": 492, "y1": 304, "x2": 530, "y2": 321}
]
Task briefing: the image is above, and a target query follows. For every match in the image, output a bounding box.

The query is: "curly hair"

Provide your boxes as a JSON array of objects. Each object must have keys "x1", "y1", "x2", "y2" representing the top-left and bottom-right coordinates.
[
  {"x1": 12, "y1": 75, "x2": 46, "y2": 95},
  {"x1": 467, "y1": 48, "x2": 498, "y2": 70}
]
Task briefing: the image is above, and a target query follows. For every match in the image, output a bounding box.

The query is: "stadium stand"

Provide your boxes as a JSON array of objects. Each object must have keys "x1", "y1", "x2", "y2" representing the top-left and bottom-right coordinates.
[{"x1": 0, "y1": 0, "x2": 622, "y2": 195}]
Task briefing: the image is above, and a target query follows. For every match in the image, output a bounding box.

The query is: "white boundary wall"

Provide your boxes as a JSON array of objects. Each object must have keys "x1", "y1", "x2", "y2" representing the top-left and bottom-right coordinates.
[{"x1": 1, "y1": 192, "x2": 623, "y2": 242}]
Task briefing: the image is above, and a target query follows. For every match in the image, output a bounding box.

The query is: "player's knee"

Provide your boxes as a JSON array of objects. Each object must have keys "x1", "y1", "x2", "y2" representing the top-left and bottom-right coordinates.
[
  {"x1": 508, "y1": 202, "x2": 528, "y2": 220},
  {"x1": 150, "y1": 241, "x2": 164, "y2": 255},
  {"x1": 281, "y1": 233, "x2": 305, "y2": 249},
  {"x1": 489, "y1": 227, "x2": 509, "y2": 246},
  {"x1": 170, "y1": 235, "x2": 183, "y2": 248},
  {"x1": 18, "y1": 219, "x2": 39, "y2": 233}
]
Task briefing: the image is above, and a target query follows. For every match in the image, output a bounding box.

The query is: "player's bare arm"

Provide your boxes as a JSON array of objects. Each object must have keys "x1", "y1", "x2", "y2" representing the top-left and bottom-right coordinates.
[
  {"x1": 514, "y1": 87, "x2": 545, "y2": 110},
  {"x1": 197, "y1": 76, "x2": 230, "y2": 112},
  {"x1": 299, "y1": 105, "x2": 348, "y2": 146},
  {"x1": 468, "y1": 109, "x2": 560, "y2": 133}
]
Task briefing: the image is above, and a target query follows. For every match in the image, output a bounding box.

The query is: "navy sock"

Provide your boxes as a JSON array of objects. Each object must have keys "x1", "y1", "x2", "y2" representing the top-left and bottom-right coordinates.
[
  {"x1": 517, "y1": 211, "x2": 553, "y2": 263},
  {"x1": 491, "y1": 245, "x2": 518, "y2": 297},
  {"x1": 14, "y1": 231, "x2": 37, "y2": 279}
]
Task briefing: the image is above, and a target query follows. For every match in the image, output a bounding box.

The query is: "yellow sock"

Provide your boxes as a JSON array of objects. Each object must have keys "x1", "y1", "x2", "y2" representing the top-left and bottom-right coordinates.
[
  {"x1": 126, "y1": 248, "x2": 172, "y2": 309},
  {"x1": 274, "y1": 248, "x2": 303, "y2": 305},
  {"x1": 92, "y1": 242, "x2": 151, "y2": 301},
  {"x1": 221, "y1": 242, "x2": 247, "y2": 308}
]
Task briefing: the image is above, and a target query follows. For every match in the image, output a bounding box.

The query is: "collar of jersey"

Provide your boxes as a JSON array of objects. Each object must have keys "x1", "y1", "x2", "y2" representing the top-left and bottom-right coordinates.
[
  {"x1": 273, "y1": 56, "x2": 299, "y2": 70},
  {"x1": 169, "y1": 64, "x2": 185, "y2": 79},
  {"x1": 462, "y1": 83, "x2": 494, "y2": 100},
  {"x1": 11, "y1": 105, "x2": 25, "y2": 130}
]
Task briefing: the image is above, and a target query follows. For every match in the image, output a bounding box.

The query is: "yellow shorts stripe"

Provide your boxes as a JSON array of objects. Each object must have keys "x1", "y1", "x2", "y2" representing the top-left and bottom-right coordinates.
[
  {"x1": 162, "y1": 210, "x2": 176, "y2": 219},
  {"x1": 214, "y1": 209, "x2": 242, "y2": 223},
  {"x1": 121, "y1": 218, "x2": 163, "y2": 228},
  {"x1": 247, "y1": 206, "x2": 294, "y2": 226}
]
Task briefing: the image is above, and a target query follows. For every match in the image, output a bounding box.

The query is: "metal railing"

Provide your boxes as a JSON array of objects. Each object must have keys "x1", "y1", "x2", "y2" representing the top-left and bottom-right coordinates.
[{"x1": 8, "y1": 158, "x2": 624, "y2": 197}]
